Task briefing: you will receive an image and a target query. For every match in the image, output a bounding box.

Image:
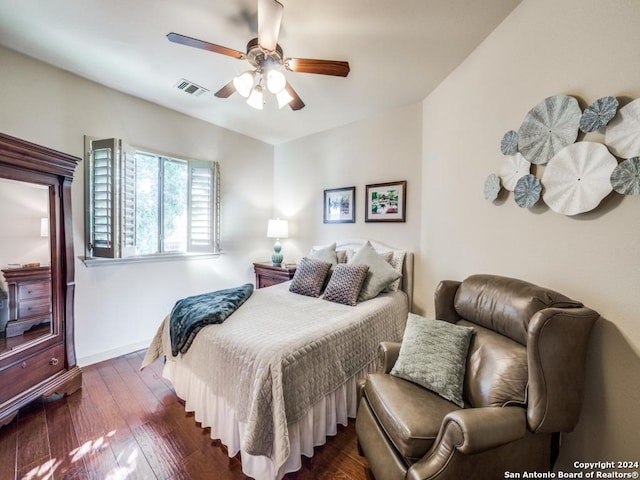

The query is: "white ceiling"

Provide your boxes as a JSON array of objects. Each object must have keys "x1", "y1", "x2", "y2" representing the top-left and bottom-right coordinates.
[{"x1": 0, "y1": 0, "x2": 522, "y2": 145}]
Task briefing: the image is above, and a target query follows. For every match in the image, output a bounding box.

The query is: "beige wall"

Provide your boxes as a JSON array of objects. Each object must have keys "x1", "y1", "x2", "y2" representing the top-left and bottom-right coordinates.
[
  {"x1": 273, "y1": 102, "x2": 423, "y2": 267},
  {"x1": 0, "y1": 46, "x2": 275, "y2": 364},
  {"x1": 421, "y1": 0, "x2": 640, "y2": 467}
]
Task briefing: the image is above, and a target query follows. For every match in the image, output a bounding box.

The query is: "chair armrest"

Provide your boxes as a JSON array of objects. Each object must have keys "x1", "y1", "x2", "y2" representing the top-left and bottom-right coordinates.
[
  {"x1": 407, "y1": 407, "x2": 527, "y2": 480},
  {"x1": 445, "y1": 406, "x2": 527, "y2": 454},
  {"x1": 377, "y1": 342, "x2": 401, "y2": 373}
]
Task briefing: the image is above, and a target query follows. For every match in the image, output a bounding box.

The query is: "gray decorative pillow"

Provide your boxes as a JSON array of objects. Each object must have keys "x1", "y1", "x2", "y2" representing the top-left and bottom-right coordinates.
[
  {"x1": 390, "y1": 314, "x2": 474, "y2": 407},
  {"x1": 322, "y1": 264, "x2": 369, "y2": 306},
  {"x1": 348, "y1": 241, "x2": 401, "y2": 301},
  {"x1": 289, "y1": 257, "x2": 331, "y2": 298},
  {"x1": 345, "y1": 247, "x2": 392, "y2": 264},
  {"x1": 382, "y1": 250, "x2": 406, "y2": 292},
  {"x1": 310, "y1": 243, "x2": 338, "y2": 265}
]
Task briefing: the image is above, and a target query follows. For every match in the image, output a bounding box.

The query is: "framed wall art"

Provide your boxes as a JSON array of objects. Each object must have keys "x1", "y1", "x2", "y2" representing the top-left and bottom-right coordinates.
[
  {"x1": 365, "y1": 181, "x2": 406, "y2": 222},
  {"x1": 323, "y1": 186, "x2": 356, "y2": 223}
]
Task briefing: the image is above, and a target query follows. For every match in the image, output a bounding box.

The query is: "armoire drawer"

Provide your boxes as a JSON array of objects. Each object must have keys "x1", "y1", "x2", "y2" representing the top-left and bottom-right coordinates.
[{"x1": 0, "y1": 344, "x2": 64, "y2": 406}]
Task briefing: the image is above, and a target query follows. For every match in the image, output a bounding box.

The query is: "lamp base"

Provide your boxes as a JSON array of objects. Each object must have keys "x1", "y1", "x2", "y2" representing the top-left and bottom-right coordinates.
[{"x1": 272, "y1": 239, "x2": 283, "y2": 267}]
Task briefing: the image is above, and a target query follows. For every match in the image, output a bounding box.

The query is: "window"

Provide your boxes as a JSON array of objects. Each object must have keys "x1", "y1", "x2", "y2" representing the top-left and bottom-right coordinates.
[{"x1": 85, "y1": 137, "x2": 219, "y2": 260}]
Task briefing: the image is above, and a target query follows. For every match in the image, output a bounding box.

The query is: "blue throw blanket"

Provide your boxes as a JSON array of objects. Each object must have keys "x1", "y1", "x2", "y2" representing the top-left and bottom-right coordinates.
[{"x1": 169, "y1": 283, "x2": 254, "y2": 356}]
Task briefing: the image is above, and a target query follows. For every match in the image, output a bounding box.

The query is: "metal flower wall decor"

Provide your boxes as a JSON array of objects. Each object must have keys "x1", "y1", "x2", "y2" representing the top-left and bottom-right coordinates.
[
  {"x1": 484, "y1": 94, "x2": 640, "y2": 216},
  {"x1": 518, "y1": 95, "x2": 582, "y2": 165},
  {"x1": 580, "y1": 96, "x2": 619, "y2": 133},
  {"x1": 611, "y1": 157, "x2": 640, "y2": 195},
  {"x1": 541, "y1": 142, "x2": 616, "y2": 216},
  {"x1": 514, "y1": 174, "x2": 542, "y2": 209}
]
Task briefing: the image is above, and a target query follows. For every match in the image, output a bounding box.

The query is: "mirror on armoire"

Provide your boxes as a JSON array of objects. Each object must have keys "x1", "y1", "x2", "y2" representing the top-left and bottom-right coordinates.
[{"x1": 0, "y1": 177, "x2": 53, "y2": 355}]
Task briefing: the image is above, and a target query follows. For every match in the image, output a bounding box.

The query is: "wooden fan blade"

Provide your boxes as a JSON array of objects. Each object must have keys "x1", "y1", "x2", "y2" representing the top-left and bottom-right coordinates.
[
  {"x1": 257, "y1": 0, "x2": 283, "y2": 52},
  {"x1": 285, "y1": 83, "x2": 305, "y2": 111},
  {"x1": 285, "y1": 58, "x2": 350, "y2": 77},
  {"x1": 214, "y1": 80, "x2": 236, "y2": 98},
  {"x1": 167, "y1": 32, "x2": 245, "y2": 60}
]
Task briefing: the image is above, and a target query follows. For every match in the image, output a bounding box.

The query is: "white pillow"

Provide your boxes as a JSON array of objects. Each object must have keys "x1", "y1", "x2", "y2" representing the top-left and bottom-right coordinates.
[{"x1": 309, "y1": 242, "x2": 338, "y2": 265}]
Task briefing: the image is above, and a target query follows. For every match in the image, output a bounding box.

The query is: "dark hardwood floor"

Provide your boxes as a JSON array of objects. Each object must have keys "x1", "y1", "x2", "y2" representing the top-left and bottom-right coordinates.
[{"x1": 0, "y1": 350, "x2": 371, "y2": 480}]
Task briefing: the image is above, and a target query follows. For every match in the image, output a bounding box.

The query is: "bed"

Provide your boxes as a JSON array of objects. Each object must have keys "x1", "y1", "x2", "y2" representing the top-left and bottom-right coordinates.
[{"x1": 141, "y1": 239, "x2": 414, "y2": 480}]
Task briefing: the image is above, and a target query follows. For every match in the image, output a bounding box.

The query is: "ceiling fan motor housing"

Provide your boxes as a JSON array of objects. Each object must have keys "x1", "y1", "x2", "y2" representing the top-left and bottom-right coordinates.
[{"x1": 246, "y1": 37, "x2": 284, "y2": 70}]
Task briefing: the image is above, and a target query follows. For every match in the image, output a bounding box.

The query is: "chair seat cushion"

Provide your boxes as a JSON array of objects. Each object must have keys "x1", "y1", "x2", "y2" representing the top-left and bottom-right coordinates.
[{"x1": 364, "y1": 372, "x2": 461, "y2": 460}]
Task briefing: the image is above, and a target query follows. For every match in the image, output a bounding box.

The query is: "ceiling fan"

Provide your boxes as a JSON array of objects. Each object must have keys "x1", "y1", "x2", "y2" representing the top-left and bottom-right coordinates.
[{"x1": 167, "y1": 0, "x2": 350, "y2": 111}]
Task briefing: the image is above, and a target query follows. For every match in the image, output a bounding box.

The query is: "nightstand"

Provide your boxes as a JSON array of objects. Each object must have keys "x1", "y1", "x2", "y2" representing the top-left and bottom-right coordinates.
[
  {"x1": 1, "y1": 265, "x2": 52, "y2": 337},
  {"x1": 253, "y1": 262, "x2": 297, "y2": 289}
]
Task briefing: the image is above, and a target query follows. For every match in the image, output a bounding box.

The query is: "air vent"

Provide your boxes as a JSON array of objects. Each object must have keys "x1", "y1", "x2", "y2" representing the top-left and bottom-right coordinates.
[{"x1": 174, "y1": 79, "x2": 209, "y2": 97}]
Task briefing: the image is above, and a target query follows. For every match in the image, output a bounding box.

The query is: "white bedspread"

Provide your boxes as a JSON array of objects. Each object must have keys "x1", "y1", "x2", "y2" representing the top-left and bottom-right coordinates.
[{"x1": 142, "y1": 282, "x2": 408, "y2": 478}]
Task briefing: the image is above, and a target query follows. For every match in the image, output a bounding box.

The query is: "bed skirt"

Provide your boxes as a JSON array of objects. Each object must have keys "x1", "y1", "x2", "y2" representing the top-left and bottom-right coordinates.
[{"x1": 163, "y1": 357, "x2": 376, "y2": 480}]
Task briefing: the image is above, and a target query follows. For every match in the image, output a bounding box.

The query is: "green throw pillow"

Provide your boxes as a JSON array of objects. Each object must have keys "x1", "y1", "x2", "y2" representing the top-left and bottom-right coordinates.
[
  {"x1": 348, "y1": 241, "x2": 401, "y2": 301},
  {"x1": 391, "y1": 313, "x2": 474, "y2": 407}
]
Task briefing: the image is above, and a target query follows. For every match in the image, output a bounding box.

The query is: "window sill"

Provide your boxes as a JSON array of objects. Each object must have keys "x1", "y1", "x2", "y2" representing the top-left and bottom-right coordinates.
[{"x1": 80, "y1": 252, "x2": 220, "y2": 267}]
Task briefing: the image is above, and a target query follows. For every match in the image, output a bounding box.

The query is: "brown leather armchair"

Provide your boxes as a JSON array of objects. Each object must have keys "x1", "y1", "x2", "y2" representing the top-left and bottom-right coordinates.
[{"x1": 356, "y1": 274, "x2": 599, "y2": 480}]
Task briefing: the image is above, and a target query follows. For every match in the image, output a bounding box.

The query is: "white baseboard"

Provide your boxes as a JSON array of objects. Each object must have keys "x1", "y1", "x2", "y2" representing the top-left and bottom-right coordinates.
[{"x1": 77, "y1": 339, "x2": 152, "y2": 367}]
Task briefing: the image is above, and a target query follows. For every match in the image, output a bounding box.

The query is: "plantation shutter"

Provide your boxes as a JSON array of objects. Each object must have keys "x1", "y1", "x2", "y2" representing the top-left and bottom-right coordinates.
[
  {"x1": 86, "y1": 137, "x2": 137, "y2": 259},
  {"x1": 86, "y1": 138, "x2": 118, "y2": 258},
  {"x1": 120, "y1": 144, "x2": 137, "y2": 258},
  {"x1": 187, "y1": 161, "x2": 219, "y2": 253}
]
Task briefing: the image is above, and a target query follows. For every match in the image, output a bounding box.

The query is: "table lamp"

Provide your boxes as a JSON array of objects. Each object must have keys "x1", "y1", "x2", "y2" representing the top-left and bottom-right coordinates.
[{"x1": 267, "y1": 218, "x2": 288, "y2": 267}]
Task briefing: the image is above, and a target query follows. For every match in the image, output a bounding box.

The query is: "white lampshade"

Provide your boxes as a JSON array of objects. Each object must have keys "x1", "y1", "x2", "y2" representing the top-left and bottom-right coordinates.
[
  {"x1": 267, "y1": 218, "x2": 288, "y2": 239},
  {"x1": 276, "y1": 88, "x2": 293, "y2": 109},
  {"x1": 246, "y1": 85, "x2": 264, "y2": 110},
  {"x1": 233, "y1": 71, "x2": 254, "y2": 98},
  {"x1": 266, "y1": 69, "x2": 286, "y2": 94},
  {"x1": 40, "y1": 217, "x2": 49, "y2": 237}
]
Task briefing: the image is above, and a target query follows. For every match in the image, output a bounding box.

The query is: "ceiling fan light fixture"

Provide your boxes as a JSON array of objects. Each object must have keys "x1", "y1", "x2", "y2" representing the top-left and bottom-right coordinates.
[
  {"x1": 167, "y1": 0, "x2": 349, "y2": 113},
  {"x1": 276, "y1": 88, "x2": 294, "y2": 109},
  {"x1": 246, "y1": 85, "x2": 264, "y2": 110},
  {"x1": 233, "y1": 71, "x2": 254, "y2": 98},
  {"x1": 266, "y1": 69, "x2": 286, "y2": 94}
]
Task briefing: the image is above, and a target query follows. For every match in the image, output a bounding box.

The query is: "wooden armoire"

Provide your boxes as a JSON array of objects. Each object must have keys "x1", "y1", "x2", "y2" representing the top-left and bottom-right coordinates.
[{"x1": 0, "y1": 132, "x2": 82, "y2": 426}]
